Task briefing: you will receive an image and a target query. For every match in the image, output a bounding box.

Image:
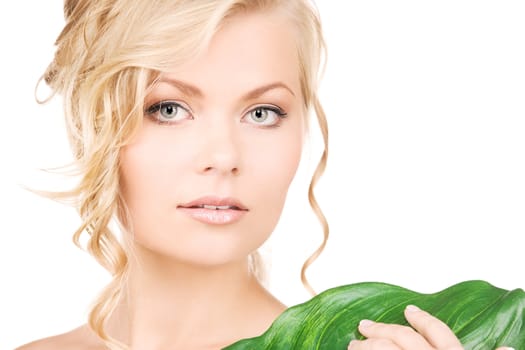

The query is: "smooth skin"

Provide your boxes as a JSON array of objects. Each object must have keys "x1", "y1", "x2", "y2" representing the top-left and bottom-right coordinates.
[{"x1": 348, "y1": 305, "x2": 514, "y2": 350}]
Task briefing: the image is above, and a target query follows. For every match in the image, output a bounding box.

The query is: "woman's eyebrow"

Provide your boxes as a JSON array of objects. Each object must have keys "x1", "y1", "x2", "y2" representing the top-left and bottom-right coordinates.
[
  {"x1": 242, "y1": 82, "x2": 296, "y2": 100},
  {"x1": 158, "y1": 78, "x2": 296, "y2": 99},
  {"x1": 158, "y1": 78, "x2": 203, "y2": 97}
]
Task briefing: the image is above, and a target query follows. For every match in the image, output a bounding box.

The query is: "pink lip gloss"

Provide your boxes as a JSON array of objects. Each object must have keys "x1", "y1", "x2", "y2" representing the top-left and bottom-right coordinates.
[{"x1": 177, "y1": 207, "x2": 246, "y2": 225}]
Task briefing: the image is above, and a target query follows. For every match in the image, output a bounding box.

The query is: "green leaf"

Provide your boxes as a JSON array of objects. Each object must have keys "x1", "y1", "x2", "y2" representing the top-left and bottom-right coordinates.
[{"x1": 223, "y1": 280, "x2": 525, "y2": 350}]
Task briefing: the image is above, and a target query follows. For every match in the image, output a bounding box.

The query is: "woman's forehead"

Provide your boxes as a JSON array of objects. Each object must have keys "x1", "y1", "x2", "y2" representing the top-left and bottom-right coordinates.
[{"x1": 155, "y1": 11, "x2": 301, "y2": 100}]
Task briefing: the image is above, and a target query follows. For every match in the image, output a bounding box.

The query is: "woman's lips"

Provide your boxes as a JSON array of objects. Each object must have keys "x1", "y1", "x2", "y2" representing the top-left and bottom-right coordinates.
[
  {"x1": 178, "y1": 196, "x2": 248, "y2": 211},
  {"x1": 177, "y1": 207, "x2": 247, "y2": 225},
  {"x1": 177, "y1": 196, "x2": 248, "y2": 225}
]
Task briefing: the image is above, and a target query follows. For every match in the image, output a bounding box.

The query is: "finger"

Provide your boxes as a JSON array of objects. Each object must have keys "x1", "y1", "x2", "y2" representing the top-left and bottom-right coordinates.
[
  {"x1": 357, "y1": 319, "x2": 433, "y2": 350},
  {"x1": 404, "y1": 305, "x2": 463, "y2": 349},
  {"x1": 348, "y1": 338, "x2": 402, "y2": 350},
  {"x1": 495, "y1": 348, "x2": 515, "y2": 350}
]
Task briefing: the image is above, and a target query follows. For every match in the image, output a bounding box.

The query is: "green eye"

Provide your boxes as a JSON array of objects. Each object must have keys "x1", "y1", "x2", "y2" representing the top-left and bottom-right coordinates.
[
  {"x1": 246, "y1": 106, "x2": 287, "y2": 127},
  {"x1": 251, "y1": 108, "x2": 269, "y2": 122},
  {"x1": 145, "y1": 101, "x2": 192, "y2": 125},
  {"x1": 160, "y1": 103, "x2": 179, "y2": 119}
]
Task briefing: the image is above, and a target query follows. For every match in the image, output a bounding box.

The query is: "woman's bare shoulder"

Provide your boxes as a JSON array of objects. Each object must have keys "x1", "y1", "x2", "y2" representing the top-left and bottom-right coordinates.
[{"x1": 16, "y1": 325, "x2": 103, "y2": 350}]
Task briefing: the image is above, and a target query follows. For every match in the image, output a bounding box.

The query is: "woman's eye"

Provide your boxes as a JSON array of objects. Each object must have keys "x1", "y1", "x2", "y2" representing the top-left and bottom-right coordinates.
[
  {"x1": 245, "y1": 106, "x2": 287, "y2": 127},
  {"x1": 145, "y1": 101, "x2": 192, "y2": 125}
]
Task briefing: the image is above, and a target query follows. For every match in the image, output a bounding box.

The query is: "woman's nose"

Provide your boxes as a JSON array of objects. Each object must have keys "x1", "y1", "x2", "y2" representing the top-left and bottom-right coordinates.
[{"x1": 195, "y1": 121, "x2": 241, "y2": 176}]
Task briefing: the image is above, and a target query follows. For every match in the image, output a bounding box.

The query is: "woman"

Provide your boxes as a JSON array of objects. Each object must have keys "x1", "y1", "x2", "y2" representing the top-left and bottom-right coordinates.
[{"x1": 16, "y1": 0, "x2": 515, "y2": 349}]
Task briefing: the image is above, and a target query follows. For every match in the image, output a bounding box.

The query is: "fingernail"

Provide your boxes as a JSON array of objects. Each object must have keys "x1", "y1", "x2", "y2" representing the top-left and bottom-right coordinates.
[
  {"x1": 406, "y1": 304, "x2": 421, "y2": 313},
  {"x1": 500, "y1": 347, "x2": 515, "y2": 350},
  {"x1": 359, "y1": 319, "x2": 374, "y2": 328}
]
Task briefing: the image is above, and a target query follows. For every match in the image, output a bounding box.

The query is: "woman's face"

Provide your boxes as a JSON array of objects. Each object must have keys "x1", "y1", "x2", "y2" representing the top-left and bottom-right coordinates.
[{"x1": 119, "y1": 11, "x2": 305, "y2": 266}]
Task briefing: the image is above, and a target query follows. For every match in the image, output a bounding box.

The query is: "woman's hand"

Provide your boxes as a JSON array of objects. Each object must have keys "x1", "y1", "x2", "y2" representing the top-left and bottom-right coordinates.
[{"x1": 347, "y1": 305, "x2": 514, "y2": 350}]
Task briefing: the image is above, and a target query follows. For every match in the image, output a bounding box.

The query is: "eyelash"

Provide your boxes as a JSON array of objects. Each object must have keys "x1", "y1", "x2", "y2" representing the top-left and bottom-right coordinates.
[
  {"x1": 144, "y1": 100, "x2": 288, "y2": 128},
  {"x1": 144, "y1": 100, "x2": 193, "y2": 125},
  {"x1": 247, "y1": 105, "x2": 288, "y2": 128}
]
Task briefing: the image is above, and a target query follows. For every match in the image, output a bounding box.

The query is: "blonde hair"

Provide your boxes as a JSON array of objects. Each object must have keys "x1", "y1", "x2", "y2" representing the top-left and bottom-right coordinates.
[{"x1": 41, "y1": 0, "x2": 328, "y2": 348}]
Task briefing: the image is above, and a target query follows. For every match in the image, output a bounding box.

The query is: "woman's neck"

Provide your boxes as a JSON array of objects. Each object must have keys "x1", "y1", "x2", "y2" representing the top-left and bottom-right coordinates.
[{"x1": 104, "y1": 247, "x2": 285, "y2": 350}]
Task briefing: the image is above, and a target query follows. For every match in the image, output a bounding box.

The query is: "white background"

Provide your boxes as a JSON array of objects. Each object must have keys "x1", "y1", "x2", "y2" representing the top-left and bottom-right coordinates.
[{"x1": 1, "y1": 1, "x2": 524, "y2": 348}]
